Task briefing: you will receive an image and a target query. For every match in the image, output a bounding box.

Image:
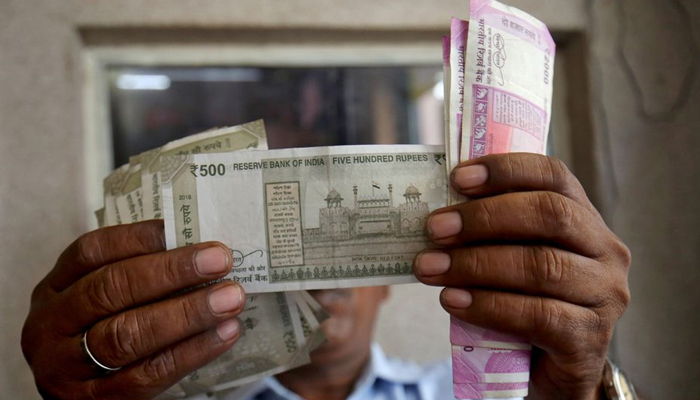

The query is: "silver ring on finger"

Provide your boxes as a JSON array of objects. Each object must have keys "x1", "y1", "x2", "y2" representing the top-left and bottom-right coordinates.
[{"x1": 81, "y1": 329, "x2": 122, "y2": 374}]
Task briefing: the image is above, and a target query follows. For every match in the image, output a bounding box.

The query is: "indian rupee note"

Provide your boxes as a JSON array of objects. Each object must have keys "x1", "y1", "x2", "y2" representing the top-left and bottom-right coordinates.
[
  {"x1": 103, "y1": 164, "x2": 129, "y2": 226},
  {"x1": 450, "y1": 316, "x2": 530, "y2": 350},
  {"x1": 115, "y1": 155, "x2": 144, "y2": 224},
  {"x1": 450, "y1": 1, "x2": 556, "y2": 398},
  {"x1": 452, "y1": 345, "x2": 530, "y2": 384},
  {"x1": 161, "y1": 145, "x2": 447, "y2": 293},
  {"x1": 459, "y1": 0, "x2": 555, "y2": 161},
  {"x1": 453, "y1": 381, "x2": 529, "y2": 399},
  {"x1": 294, "y1": 292, "x2": 328, "y2": 352},
  {"x1": 178, "y1": 292, "x2": 310, "y2": 395},
  {"x1": 298, "y1": 290, "x2": 330, "y2": 323},
  {"x1": 442, "y1": 35, "x2": 452, "y2": 178},
  {"x1": 448, "y1": 18, "x2": 470, "y2": 206},
  {"x1": 141, "y1": 120, "x2": 268, "y2": 220}
]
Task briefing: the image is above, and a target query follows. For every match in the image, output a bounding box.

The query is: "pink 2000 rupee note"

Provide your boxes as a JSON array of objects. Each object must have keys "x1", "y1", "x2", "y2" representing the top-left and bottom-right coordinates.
[
  {"x1": 459, "y1": 0, "x2": 555, "y2": 160},
  {"x1": 450, "y1": 316, "x2": 530, "y2": 350},
  {"x1": 453, "y1": 381, "x2": 529, "y2": 399},
  {"x1": 450, "y1": 1, "x2": 556, "y2": 399},
  {"x1": 451, "y1": 345, "x2": 531, "y2": 384}
]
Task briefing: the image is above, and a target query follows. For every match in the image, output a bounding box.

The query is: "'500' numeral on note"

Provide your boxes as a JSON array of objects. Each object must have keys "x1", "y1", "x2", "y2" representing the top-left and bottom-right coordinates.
[{"x1": 190, "y1": 164, "x2": 226, "y2": 177}]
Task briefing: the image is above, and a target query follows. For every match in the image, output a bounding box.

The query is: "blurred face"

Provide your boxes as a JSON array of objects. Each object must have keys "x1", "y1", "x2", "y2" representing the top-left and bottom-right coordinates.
[{"x1": 308, "y1": 286, "x2": 389, "y2": 365}]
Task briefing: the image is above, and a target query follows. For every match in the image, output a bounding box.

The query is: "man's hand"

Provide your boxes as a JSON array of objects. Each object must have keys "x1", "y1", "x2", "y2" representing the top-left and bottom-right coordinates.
[
  {"x1": 21, "y1": 220, "x2": 245, "y2": 400},
  {"x1": 414, "y1": 153, "x2": 631, "y2": 400}
]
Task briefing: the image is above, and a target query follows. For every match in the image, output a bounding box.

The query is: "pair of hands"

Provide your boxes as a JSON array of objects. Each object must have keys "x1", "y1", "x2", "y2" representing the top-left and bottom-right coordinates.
[{"x1": 22, "y1": 153, "x2": 631, "y2": 400}]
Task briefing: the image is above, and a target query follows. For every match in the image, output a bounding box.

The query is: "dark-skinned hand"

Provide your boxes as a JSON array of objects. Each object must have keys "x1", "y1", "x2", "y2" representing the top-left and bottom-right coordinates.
[
  {"x1": 414, "y1": 153, "x2": 631, "y2": 400},
  {"x1": 21, "y1": 220, "x2": 245, "y2": 400}
]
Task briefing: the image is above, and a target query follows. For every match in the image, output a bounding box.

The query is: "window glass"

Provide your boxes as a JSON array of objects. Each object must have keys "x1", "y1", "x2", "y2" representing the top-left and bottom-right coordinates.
[{"x1": 108, "y1": 66, "x2": 445, "y2": 166}]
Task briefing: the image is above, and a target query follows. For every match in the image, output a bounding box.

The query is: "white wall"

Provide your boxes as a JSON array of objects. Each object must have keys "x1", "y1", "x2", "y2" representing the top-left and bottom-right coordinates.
[{"x1": 2, "y1": 0, "x2": 698, "y2": 399}]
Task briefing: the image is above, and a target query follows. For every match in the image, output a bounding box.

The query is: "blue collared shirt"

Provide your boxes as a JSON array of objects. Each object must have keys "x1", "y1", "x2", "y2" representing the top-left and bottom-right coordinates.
[{"x1": 216, "y1": 344, "x2": 524, "y2": 400}]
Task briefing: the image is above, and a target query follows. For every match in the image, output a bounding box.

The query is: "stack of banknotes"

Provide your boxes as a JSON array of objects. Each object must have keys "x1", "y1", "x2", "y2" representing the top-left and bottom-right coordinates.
[
  {"x1": 97, "y1": 121, "x2": 450, "y2": 398},
  {"x1": 98, "y1": 121, "x2": 337, "y2": 398},
  {"x1": 442, "y1": 0, "x2": 555, "y2": 398}
]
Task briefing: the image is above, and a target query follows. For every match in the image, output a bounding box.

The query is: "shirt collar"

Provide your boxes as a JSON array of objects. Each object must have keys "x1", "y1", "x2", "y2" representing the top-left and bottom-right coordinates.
[
  {"x1": 224, "y1": 343, "x2": 427, "y2": 400},
  {"x1": 367, "y1": 342, "x2": 426, "y2": 384}
]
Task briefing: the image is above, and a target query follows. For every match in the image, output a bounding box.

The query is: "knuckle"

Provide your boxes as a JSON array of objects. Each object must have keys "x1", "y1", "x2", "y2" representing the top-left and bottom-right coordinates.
[
  {"x1": 86, "y1": 266, "x2": 134, "y2": 315},
  {"x1": 500, "y1": 153, "x2": 521, "y2": 180},
  {"x1": 84, "y1": 273, "x2": 116, "y2": 316},
  {"x1": 73, "y1": 231, "x2": 106, "y2": 268},
  {"x1": 543, "y1": 156, "x2": 572, "y2": 187},
  {"x1": 603, "y1": 282, "x2": 631, "y2": 317},
  {"x1": 160, "y1": 249, "x2": 192, "y2": 285},
  {"x1": 612, "y1": 239, "x2": 632, "y2": 269},
  {"x1": 100, "y1": 313, "x2": 143, "y2": 366},
  {"x1": 569, "y1": 309, "x2": 612, "y2": 357},
  {"x1": 589, "y1": 310, "x2": 615, "y2": 352},
  {"x1": 532, "y1": 298, "x2": 564, "y2": 336},
  {"x1": 534, "y1": 191, "x2": 576, "y2": 234},
  {"x1": 180, "y1": 295, "x2": 206, "y2": 327},
  {"x1": 532, "y1": 299, "x2": 597, "y2": 356},
  {"x1": 136, "y1": 349, "x2": 178, "y2": 388},
  {"x1": 461, "y1": 247, "x2": 487, "y2": 280},
  {"x1": 528, "y1": 246, "x2": 566, "y2": 287},
  {"x1": 488, "y1": 293, "x2": 511, "y2": 322},
  {"x1": 475, "y1": 198, "x2": 498, "y2": 231},
  {"x1": 617, "y1": 284, "x2": 632, "y2": 308}
]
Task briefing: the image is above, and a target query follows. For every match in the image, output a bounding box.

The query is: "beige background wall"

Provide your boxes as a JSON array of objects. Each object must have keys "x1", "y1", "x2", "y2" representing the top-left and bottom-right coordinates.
[{"x1": 1, "y1": 0, "x2": 698, "y2": 399}]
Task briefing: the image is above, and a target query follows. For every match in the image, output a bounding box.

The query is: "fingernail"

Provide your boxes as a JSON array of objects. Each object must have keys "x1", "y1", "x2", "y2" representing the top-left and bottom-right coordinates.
[
  {"x1": 209, "y1": 285, "x2": 243, "y2": 314},
  {"x1": 196, "y1": 246, "x2": 230, "y2": 276},
  {"x1": 428, "y1": 212, "x2": 462, "y2": 240},
  {"x1": 442, "y1": 288, "x2": 473, "y2": 309},
  {"x1": 216, "y1": 319, "x2": 240, "y2": 341},
  {"x1": 415, "y1": 252, "x2": 451, "y2": 276},
  {"x1": 453, "y1": 164, "x2": 488, "y2": 191}
]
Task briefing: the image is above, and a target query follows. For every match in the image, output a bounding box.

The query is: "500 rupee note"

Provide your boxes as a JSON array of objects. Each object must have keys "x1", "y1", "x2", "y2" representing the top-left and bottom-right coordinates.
[
  {"x1": 141, "y1": 120, "x2": 268, "y2": 220},
  {"x1": 161, "y1": 145, "x2": 448, "y2": 293}
]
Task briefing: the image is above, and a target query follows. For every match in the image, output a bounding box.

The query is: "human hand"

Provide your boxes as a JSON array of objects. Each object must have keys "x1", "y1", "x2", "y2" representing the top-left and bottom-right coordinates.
[
  {"x1": 413, "y1": 153, "x2": 631, "y2": 400},
  {"x1": 22, "y1": 220, "x2": 245, "y2": 400}
]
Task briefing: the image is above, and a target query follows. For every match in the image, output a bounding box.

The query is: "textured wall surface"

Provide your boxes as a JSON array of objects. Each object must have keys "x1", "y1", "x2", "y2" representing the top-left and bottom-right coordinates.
[
  {"x1": 1, "y1": 0, "x2": 698, "y2": 399},
  {"x1": 589, "y1": 1, "x2": 700, "y2": 399}
]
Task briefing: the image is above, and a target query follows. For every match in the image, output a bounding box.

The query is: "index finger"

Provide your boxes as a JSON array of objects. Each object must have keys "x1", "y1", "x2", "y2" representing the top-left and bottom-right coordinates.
[
  {"x1": 47, "y1": 220, "x2": 165, "y2": 292},
  {"x1": 451, "y1": 153, "x2": 599, "y2": 216}
]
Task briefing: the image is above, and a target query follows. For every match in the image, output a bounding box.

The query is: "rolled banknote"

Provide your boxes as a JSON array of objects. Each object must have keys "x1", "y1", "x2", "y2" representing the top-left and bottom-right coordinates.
[
  {"x1": 161, "y1": 145, "x2": 448, "y2": 293},
  {"x1": 448, "y1": 0, "x2": 556, "y2": 398},
  {"x1": 451, "y1": 345, "x2": 530, "y2": 384}
]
